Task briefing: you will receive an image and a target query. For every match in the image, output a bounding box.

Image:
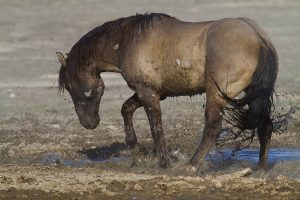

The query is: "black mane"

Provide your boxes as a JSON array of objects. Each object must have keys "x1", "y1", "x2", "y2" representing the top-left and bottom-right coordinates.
[{"x1": 58, "y1": 13, "x2": 173, "y2": 93}]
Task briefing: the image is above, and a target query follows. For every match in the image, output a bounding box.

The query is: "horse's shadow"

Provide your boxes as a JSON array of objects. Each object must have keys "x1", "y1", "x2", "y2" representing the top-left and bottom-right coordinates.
[{"x1": 78, "y1": 142, "x2": 128, "y2": 160}]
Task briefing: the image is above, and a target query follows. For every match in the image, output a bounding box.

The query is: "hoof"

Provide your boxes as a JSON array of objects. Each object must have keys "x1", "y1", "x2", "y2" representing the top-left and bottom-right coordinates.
[
  {"x1": 257, "y1": 161, "x2": 268, "y2": 171},
  {"x1": 159, "y1": 157, "x2": 171, "y2": 168},
  {"x1": 256, "y1": 165, "x2": 268, "y2": 171},
  {"x1": 159, "y1": 160, "x2": 171, "y2": 168},
  {"x1": 125, "y1": 138, "x2": 137, "y2": 149}
]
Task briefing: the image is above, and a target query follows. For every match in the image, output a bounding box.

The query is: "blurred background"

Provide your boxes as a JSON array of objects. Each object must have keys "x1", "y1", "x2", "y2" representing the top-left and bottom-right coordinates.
[{"x1": 0, "y1": 0, "x2": 299, "y2": 90}]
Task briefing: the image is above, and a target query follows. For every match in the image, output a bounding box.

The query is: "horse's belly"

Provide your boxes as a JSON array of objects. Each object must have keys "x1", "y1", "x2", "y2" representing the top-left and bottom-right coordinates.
[
  {"x1": 161, "y1": 64, "x2": 206, "y2": 97},
  {"x1": 160, "y1": 37, "x2": 206, "y2": 97}
]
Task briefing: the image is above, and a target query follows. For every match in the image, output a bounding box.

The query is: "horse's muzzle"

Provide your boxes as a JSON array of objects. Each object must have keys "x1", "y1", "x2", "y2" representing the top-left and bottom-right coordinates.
[{"x1": 79, "y1": 114, "x2": 100, "y2": 130}]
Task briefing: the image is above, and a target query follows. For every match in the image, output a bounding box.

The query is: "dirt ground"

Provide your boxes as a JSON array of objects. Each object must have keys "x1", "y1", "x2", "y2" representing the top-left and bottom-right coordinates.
[{"x1": 0, "y1": 0, "x2": 300, "y2": 199}]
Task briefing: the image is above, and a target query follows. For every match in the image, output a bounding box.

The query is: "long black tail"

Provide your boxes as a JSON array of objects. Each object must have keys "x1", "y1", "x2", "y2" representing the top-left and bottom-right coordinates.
[{"x1": 220, "y1": 32, "x2": 278, "y2": 134}]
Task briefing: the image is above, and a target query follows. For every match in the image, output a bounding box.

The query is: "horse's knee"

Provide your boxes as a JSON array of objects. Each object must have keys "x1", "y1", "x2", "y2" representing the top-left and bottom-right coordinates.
[
  {"x1": 121, "y1": 100, "x2": 136, "y2": 118},
  {"x1": 121, "y1": 94, "x2": 142, "y2": 118}
]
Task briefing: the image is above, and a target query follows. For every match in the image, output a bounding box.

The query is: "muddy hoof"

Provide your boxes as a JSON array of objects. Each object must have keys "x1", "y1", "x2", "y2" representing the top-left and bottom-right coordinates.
[
  {"x1": 159, "y1": 157, "x2": 171, "y2": 168},
  {"x1": 125, "y1": 138, "x2": 137, "y2": 149},
  {"x1": 255, "y1": 163, "x2": 268, "y2": 171}
]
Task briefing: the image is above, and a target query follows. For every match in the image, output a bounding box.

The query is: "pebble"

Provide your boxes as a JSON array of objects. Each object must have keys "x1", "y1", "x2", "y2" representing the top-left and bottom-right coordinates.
[
  {"x1": 49, "y1": 124, "x2": 61, "y2": 129},
  {"x1": 7, "y1": 149, "x2": 15, "y2": 157},
  {"x1": 215, "y1": 181, "x2": 222, "y2": 188},
  {"x1": 134, "y1": 183, "x2": 143, "y2": 191},
  {"x1": 276, "y1": 175, "x2": 287, "y2": 180},
  {"x1": 240, "y1": 168, "x2": 252, "y2": 177},
  {"x1": 8, "y1": 89, "x2": 16, "y2": 99},
  {"x1": 9, "y1": 93, "x2": 16, "y2": 99}
]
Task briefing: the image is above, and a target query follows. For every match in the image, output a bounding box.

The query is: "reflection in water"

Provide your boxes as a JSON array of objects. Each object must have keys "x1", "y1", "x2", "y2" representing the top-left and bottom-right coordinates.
[
  {"x1": 40, "y1": 148, "x2": 300, "y2": 168},
  {"x1": 207, "y1": 148, "x2": 300, "y2": 163}
]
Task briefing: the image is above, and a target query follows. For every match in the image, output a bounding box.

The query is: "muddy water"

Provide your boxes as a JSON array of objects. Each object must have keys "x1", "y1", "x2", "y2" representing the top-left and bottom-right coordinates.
[
  {"x1": 208, "y1": 148, "x2": 300, "y2": 163},
  {"x1": 38, "y1": 148, "x2": 300, "y2": 169},
  {"x1": 40, "y1": 152, "x2": 130, "y2": 167}
]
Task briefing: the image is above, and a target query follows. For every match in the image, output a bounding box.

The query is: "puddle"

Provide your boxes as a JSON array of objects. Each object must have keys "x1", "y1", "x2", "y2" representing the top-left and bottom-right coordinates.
[
  {"x1": 39, "y1": 148, "x2": 300, "y2": 168},
  {"x1": 40, "y1": 153, "x2": 130, "y2": 167},
  {"x1": 207, "y1": 148, "x2": 300, "y2": 164}
]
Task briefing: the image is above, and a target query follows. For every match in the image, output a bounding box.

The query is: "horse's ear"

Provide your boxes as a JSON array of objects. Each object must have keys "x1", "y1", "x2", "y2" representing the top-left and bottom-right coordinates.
[{"x1": 56, "y1": 52, "x2": 66, "y2": 67}]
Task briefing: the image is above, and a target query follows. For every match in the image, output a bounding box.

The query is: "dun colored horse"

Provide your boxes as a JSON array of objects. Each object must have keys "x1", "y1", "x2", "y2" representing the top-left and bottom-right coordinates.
[{"x1": 56, "y1": 13, "x2": 278, "y2": 169}]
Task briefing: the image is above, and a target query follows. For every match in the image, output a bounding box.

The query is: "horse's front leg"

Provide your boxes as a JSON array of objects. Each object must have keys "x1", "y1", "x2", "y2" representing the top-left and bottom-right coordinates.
[
  {"x1": 136, "y1": 87, "x2": 170, "y2": 168},
  {"x1": 121, "y1": 93, "x2": 142, "y2": 148}
]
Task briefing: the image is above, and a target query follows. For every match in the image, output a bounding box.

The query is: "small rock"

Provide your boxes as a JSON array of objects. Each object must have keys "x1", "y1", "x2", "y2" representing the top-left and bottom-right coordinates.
[
  {"x1": 7, "y1": 149, "x2": 15, "y2": 157},
  {"x1": 240, "y1": 168, "x2": 252, "y2": 177},
  {"x1": 9, "y1": 93, "x2": 16, "y2": 99},
  {"x1": 198, "y1": 185, "x2": 206, "y2": 190},
  {"x1": 184, "y1": 176, "x2": 205, "y2": 183},
  {"x1": 107, "y1": 125, "x2": 119, "y2": 131},
  {"x1": 49, "y1": 124, "x2": 61, "y2": 129},
  {"x1": 215, "y1": 181, "x2": 222, "y2": 188},
  {"x1": 276, "y1": 175, "x2": 287, "y2": 180},
  {"x1": 134, "y1": 183, "x2": 143, "y2": 191},
  {"x1": 101, "y1": 188, "x2": 116, "y2": 196}
]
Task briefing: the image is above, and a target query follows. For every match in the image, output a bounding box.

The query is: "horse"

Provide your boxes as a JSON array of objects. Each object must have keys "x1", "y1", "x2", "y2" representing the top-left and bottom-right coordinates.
[{"x1": 56, "y1": 13, "x2": 278, "y2": 169}]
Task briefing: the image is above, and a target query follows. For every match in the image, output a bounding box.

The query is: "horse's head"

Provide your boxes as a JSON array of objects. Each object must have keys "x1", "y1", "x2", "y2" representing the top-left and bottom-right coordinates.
[{"x1": 56, "y1": 52, "x2": 104, "y2": 129}]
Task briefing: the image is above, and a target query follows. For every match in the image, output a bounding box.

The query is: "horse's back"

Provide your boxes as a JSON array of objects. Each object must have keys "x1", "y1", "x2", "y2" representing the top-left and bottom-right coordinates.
[
  {"x1": 121, "y1": 17, "x2": 269, "y2": 99},
  {"x1": 122, "y1": 17, "x2": 211, "y2": 97}
]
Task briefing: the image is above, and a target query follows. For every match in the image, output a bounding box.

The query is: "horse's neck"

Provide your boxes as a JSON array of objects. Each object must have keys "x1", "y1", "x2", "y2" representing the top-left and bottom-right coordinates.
[
  {"x1": 95, "y1": 59, "x2": 122, "y2": 73},
  {"x1": 93, "y1": 39, "x2": 122, "y2": 73}
]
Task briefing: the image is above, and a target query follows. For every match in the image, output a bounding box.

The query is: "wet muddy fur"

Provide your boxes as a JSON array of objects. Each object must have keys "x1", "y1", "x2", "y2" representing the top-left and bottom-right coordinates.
[{"x1": 57, "y1": 13, "x2": 278, "y2": 169}]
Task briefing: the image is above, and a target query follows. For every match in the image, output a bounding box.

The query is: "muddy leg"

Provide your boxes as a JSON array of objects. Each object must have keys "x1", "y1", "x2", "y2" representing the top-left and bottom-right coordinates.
[
  {"x1": 136, "y1": 87, "x2": 170, "y2": 168},
  {"x1": 189, "y1": 97, "x2": 223, "y2": 167},
  {"x1": 121, "y1": 94, "x2": 142, "y2": 148},
  {"x1": 257, "y1": 118, "x2": 273, "y2": 170}
]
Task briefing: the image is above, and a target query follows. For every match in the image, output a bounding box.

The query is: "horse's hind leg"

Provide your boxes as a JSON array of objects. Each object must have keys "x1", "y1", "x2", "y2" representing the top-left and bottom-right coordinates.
[
  {"x1": 189, "y1": 91, "x2": 224, "y2": 166},
  {"x1": 257, "y1": 117, "x2": 273, "y2": 169},
  {"x1": 136, "y1": 87, "x2": 170, "y2": 168},
  {"x1": 121, "y1": 93, "x2": 142, "y2": 148}
]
